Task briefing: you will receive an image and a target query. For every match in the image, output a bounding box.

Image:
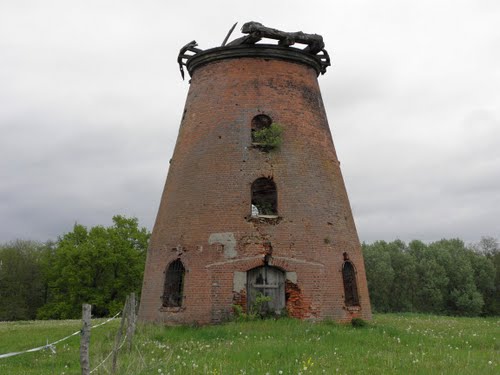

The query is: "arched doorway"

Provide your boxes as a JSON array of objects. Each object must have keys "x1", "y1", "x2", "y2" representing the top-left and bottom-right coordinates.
[{"x1": 247, "y1": 265, "x2": 285, "y2": 316}]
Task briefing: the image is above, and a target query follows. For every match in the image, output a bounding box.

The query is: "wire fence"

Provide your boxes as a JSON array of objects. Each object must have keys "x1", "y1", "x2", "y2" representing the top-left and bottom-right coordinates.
[
  {"x1": 0, "y1": 311, "x2": 121, "y2": 360},
  {"x1": 0, "y1": 293, "x2": 137, "y2": 375}
]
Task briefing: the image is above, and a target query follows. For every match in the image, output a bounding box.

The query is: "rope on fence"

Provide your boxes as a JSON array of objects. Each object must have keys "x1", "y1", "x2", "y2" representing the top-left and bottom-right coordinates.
[{"x1": 0, "y1": 311, "x2": 121, "y2": 360}]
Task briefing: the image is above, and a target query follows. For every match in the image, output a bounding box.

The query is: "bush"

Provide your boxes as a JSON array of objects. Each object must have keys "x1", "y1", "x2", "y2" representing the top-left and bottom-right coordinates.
[
  {"x1": 252, "y1": 123, "x2": 283, "y2": 150},
  {"x1": 351, "y1": 317, "x2": 368, "y2": 328}
]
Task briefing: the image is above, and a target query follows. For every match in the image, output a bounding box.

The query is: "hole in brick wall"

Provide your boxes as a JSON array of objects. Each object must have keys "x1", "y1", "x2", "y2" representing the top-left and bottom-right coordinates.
[
  {"x1": 162, "y1": 259, "x2": 185, "y2": 307},
  {"x1": 251, "y1": 177, "x2": 277, "y2": 216},
  {"x1": 342, "y1": 260, "x2": 360, "y2": 307}
]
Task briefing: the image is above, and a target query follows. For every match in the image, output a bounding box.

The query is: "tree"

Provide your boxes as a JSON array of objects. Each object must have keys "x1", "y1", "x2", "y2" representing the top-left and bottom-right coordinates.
[
  {"x1": 361, "y1": 236, "x2": 498, "y2": 317},
  {"x1": 387, "y1": 241, "x2": 417, "y2": 312},
  {"x1": 37, "y1": 216, "x2": 150, "y2": 319},
  {"x1": 471, "y1": 236, "x2": 499, "y2": 255},
  {"x1": 362, "y1": 241, "x2": 395, "y2": 312},
  {"x1": 408, "y1": 240, "x2": 449, "y2": 314},
  {"x1": 469, "y1": 237, "x2": 499, "y2": 315},
  {"x1": 429, "y1": 239, "x2": 483, "y2": 316},
  {"x1": 0, "y1": 240, "x2": 46, "y2": 320}
]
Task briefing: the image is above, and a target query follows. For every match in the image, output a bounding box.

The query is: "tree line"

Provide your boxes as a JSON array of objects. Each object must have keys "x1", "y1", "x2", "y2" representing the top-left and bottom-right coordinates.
[
  {"x1": 362, "y1": 237, "x2": 499, "y2": 316},
  {"x1": 0, "y1": 216, "x2": 149, "y2": 321},
  {"x1": 0, "y1": 215, "x2": 498, "y2": 320}
]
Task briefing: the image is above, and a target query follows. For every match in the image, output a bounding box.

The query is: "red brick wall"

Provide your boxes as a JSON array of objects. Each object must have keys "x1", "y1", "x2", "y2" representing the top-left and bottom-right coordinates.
[{"x1": 138, "y1": 55, "x2": 372, "y2": 324}]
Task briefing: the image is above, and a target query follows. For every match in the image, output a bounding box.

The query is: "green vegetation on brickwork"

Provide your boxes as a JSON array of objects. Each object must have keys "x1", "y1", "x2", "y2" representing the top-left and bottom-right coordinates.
[{"x1": 252, "y1": 123, "x2": 283, "y2": 150}]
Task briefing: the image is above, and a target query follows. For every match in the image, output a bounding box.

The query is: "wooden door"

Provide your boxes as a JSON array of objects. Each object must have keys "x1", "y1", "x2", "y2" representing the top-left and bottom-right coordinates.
[{"x1": 247, "y1": 266, "x2": 285, "y2": 315}]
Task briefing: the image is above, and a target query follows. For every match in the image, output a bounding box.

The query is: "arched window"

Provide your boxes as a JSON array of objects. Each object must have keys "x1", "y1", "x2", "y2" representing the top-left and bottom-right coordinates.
[
  {"x1": 162, "y1": 259, "x2": 185, "y2": 307},
  {"x1": 251, "y1": 114, "x2": 273, "y2": 140},
  {"x1": 342, "y1": 261, "x2": 359, "y2": 306},
  {"x1": 251, "y1": 177, "x2": 277, "y2": 216}
]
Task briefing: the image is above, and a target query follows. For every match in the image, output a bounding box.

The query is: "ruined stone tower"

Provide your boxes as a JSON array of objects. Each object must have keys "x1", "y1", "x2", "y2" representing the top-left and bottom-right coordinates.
[{"x1": 139, "y1": 22, "x2": 371, "y2": 324}]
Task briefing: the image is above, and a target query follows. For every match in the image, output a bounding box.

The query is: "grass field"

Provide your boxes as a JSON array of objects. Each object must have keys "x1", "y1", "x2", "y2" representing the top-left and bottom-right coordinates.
[{"x1": 0, "y1": 314, "x2": 498, "y2": 374}]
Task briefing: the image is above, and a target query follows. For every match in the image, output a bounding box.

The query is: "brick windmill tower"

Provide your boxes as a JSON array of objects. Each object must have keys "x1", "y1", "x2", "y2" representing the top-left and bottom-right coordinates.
[{"x1": 138, "y1": 22, "x2": 371, "y2": 324}]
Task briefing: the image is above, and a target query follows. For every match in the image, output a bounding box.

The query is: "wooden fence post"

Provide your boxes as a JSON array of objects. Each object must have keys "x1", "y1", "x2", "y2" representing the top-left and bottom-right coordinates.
[
  {"x1": 126, "y1": 293, "x2": 136, "y2": 352},
  {"x1": 80, "y1": 304, "x2": 91, "y2": 375},
  {"x1": 111, "y1": 295, "x2": 129, "y2": 374}
]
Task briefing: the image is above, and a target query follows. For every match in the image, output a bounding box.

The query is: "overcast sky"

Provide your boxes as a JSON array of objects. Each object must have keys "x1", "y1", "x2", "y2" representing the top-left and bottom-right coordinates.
[{"x1": 1, "y1": 0, "x2": 499, "y2": 244}]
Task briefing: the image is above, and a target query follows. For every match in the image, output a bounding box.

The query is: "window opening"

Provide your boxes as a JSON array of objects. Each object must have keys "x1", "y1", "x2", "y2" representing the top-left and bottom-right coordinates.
[
  {"x1": 162, "y1": 259, "x2": 185, "y2": 307},
  {"x1": 251, "y1": 114, "x2": 283, "y2": 151},
  {"x1": 251, "y1": 177, "x2": 277, "y2": 216},
  {"x1": 251, "y1": 114, "x2": 273, "y2": 137},
  {"x1": 342, "y1": 260, "x2": 360, "y2": 306}
]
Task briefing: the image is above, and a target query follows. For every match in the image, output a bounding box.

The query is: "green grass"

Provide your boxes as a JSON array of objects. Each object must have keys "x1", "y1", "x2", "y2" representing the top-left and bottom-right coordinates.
[{"x1": 0, "y1": 314, "x2": 498, "y2": 374}]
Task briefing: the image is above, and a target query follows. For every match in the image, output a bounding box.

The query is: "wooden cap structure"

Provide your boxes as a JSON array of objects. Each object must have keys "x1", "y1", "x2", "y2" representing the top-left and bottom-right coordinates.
[{"x1": 139, "y1": 22, "x2": 371, "y2": 324}]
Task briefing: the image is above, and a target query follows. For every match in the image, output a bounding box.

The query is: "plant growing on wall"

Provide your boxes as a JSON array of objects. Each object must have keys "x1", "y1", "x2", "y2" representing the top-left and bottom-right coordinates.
[{"x1": 252, "y1": 123, "x2": 283, "y2": 150}]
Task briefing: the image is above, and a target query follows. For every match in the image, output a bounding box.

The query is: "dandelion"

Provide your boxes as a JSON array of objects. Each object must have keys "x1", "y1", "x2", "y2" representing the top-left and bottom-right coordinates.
[
  {"x1": 279, "y1": 371, "x2": 283, "y2": 374},
  {"x1": 488, "y1": 361, "x2": 492, "y2": 365}
]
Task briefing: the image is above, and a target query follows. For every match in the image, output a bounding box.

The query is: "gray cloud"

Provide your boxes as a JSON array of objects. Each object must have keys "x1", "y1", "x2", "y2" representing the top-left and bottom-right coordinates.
[{"x1": 1, "y1": 1, "x2": 499, "y2": 244}]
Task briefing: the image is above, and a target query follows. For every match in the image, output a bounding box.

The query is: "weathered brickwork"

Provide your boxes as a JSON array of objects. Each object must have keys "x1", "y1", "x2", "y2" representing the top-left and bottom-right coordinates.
[{"x1": 138, "y1": 47, "x2": 372, "y2": 324}]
